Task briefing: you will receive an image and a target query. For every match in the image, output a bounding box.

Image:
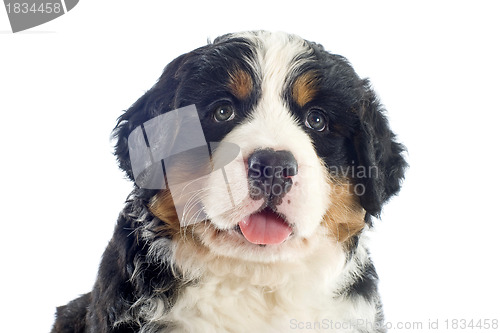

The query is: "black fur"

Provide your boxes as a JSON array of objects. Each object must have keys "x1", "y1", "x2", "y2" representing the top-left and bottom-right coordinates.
[
  {"x1": 354, "y1": 86, "x2": 407, "y2": 217},
  {"x1": 52, "y1": 293, "x2": 90, "y2": 333},
  {"x1": 52, "y1": 32, "x2": 406, "y2": 332}
]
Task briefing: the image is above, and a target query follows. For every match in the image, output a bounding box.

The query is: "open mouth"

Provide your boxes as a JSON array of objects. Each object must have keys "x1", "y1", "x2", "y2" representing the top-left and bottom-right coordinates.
[{"x1": 236, "y1": 208, "x2": 293, "y2": 245}]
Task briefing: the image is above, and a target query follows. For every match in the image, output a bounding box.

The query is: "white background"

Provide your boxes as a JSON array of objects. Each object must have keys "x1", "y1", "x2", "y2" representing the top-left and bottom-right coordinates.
[{"x1": 1, "y1": 1, "x2": 499, "y2": 332}]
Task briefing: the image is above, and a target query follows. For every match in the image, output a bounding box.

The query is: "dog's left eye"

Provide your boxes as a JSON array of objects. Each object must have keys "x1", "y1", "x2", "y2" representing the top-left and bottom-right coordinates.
[
  {"x1": 305, "y1": 109, "x2": 327, "y2": 132},
  {"x1": 213, "y1": 104, "x2": 235, "y2": 122}
]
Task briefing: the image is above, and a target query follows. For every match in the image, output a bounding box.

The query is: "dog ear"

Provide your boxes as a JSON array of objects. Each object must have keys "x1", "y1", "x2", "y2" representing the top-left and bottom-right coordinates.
[
  {"x1": 354, "y1": 81, "x2": 407, "y2": 218},
  {"x1": 112, "y1": 53, "x2": 191, "y2": 181}
]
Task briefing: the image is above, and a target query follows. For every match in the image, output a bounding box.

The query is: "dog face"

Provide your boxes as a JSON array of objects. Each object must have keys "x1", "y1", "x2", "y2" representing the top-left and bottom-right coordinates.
[{"x1": 114, "y1": 31, "x2": 406, "y2": 263}]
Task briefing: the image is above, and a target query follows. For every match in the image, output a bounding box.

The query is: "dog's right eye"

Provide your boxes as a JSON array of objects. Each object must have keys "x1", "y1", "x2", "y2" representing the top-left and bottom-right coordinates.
[
  {"x1": 305, "y1": 109, "x2": 327, "y2": 132},
  {"x1": 213, "y1": 104, "x2": 235, "y2": 122}
]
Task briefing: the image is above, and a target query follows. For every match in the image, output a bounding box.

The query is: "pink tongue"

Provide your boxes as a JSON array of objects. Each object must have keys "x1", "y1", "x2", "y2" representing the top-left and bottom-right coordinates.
[{"x1": 238, "y1": 210, "x2": 292, "y2": 245}]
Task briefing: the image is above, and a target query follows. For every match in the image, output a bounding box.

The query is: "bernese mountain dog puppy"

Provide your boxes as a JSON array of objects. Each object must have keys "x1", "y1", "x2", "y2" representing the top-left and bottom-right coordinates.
[{"x1": 52, "y1": 31, "x2": 406, "y2": 333}]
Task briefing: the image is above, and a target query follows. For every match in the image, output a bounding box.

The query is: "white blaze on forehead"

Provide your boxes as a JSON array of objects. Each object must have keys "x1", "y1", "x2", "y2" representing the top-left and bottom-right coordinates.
[
  {"x1": 231, "y1": 31, "x2": 316, "y2": 152},
  {"x1": 234, "y1": 31, "x2": 314, "y2": 104}
]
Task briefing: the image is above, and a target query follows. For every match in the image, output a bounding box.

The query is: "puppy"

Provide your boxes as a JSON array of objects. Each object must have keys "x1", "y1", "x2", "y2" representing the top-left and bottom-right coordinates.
[{"x1": 52, "y1": 31, "x2": 406, "y2": 333}]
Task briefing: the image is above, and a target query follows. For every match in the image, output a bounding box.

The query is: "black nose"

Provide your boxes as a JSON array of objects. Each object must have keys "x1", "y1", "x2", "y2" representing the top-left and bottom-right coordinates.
[{"x1": 247, "y1": 149, "x2": 298, "y2": 206}]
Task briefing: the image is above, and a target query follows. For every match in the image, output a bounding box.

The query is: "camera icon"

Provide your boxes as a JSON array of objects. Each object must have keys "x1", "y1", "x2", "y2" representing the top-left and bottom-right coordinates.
[{"x1": 128, "y1": 105, "x2": 242, "y2": 227}]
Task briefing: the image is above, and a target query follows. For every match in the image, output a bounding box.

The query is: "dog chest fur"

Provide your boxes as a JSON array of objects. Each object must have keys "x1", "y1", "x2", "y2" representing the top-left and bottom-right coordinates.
[{"x1": 141, "y1": 234, "x2": 377, "y2": 332}]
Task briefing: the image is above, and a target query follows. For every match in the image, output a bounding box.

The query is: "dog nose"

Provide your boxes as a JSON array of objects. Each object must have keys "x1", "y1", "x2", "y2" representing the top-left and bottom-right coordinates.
[{"x1": 247, "y1": 149, "x2": 298, "y2": 206}]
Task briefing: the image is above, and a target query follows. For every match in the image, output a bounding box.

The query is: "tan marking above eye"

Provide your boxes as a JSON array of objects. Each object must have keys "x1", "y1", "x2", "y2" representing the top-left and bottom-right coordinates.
[
  {"x1": 228, "y1": 69, "x2": 253, "y2": 100},
  {"x1": 292, "y1": 72, "x2": 319, "y2": 107}
]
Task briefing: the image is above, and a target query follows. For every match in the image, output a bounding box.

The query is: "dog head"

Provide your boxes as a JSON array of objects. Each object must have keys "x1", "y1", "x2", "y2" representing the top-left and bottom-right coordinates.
[{"x1": 113, "y1": 31, "x2": 406, "y2": 262}]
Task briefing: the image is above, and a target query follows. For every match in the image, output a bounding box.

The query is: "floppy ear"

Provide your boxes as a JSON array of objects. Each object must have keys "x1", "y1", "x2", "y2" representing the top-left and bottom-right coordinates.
[
  {"x1": 113, "y1": 53, "x2": 190, "y2": 181},
  {"x1": 354, "y1": 81, "x2": 407, "y2": 218}
]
